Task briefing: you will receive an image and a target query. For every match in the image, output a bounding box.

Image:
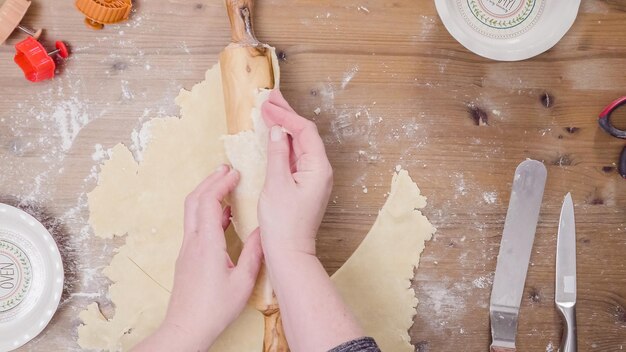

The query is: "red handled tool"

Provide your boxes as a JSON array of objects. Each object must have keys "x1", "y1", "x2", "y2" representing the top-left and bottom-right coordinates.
[
  {"x1": 598, "y1": 96, "x2": 626, "y2": 178},
  {"x1": 14, "y1": 37, "x2": 69, "y2": 82}
]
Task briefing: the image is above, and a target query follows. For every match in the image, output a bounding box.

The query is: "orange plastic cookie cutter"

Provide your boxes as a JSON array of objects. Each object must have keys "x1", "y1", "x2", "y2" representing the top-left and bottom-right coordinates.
[
  {"x1": 75, "y1": 0, "x2": 132, "y2": 30},
  {"x1": 0, "y1": 0, "x2": 43, "y2": 44},
  {"x1": 14, "y1": 37, "x2": 70, "y2": 82}
]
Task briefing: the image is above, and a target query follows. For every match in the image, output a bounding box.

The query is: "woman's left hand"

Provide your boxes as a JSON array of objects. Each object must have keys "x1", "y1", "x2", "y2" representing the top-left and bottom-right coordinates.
[{"x1": 133, "y1": 165, "x2": 263, "y2": 352}]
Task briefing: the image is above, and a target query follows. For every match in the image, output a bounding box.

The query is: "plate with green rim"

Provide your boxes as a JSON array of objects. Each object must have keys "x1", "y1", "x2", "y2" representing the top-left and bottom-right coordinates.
[
  {"x1": 435, "y1": 0, "x2": 581, "y2": 61},
  {"x1": 0, "y1": 204, "x2": 64, "y2": 352}
]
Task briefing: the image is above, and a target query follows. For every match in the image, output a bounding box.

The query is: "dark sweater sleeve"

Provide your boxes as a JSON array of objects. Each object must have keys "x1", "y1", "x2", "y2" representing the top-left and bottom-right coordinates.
[{"x1": 328, "y1": 337, "x2": 381, "y2": 352}]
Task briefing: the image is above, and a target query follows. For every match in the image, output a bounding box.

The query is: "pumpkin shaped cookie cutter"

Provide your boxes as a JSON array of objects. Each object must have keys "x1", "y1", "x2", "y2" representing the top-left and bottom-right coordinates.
[{"x1": 75, "y1": 0, "x2": 132, "y2": 30}]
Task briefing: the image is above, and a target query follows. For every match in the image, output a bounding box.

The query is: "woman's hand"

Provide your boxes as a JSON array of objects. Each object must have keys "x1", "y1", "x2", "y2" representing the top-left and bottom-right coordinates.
[
  {"x1": 133, "y1": 166, "x2": 263, "y2": 352},
  {"x1": 257, "y1": 91, "x2": 364, "y2": 351},
  {"x1": 258, "y1": 90, "x2": 333, "y2": 257}
]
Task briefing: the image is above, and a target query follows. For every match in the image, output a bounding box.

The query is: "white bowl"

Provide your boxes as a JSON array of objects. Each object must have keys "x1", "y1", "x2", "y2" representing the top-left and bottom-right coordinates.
[
  {"x1": 435, "y1": 0, "x2": 581, "y2": 61},
  {"x1": 0, "y1": 204, "x2": 64, "y2": 352}
]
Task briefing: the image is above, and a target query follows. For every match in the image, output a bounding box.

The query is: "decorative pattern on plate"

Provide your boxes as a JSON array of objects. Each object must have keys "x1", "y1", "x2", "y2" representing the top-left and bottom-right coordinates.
[
  {"x1": 0, "y1": 240, "x2": 32, "y2": 312},
  {"x1": 0, "y1": 204, "x2": 64, "y2": 351},
  {"x1": 0, "y1": 227, "x2": 45, "y2": 323},
  {"x1": 458, "y1": 0, "x2": 545, "y2": 39}
]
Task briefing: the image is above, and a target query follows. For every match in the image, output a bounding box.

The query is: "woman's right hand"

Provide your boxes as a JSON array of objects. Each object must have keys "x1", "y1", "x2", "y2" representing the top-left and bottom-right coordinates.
[
  {"x1": 257, "y1": 91, "x2": 364, "y2": 351},
  {"x1": 258, "y1": 90, "x2": 333, "y2": 257}
]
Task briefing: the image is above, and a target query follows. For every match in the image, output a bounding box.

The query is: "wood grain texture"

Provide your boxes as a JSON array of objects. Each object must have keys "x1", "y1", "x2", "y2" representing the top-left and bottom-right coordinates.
[
  {"x1": 220, "y1": 45, "x2": 275, "y2": 133},
  {"x1": 0, "y1": 0, "x2": 624, "y2": 351}
]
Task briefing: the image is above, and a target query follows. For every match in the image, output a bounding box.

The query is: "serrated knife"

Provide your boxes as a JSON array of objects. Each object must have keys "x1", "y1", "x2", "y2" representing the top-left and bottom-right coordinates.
[
  {"x1": 556, "y1": 193, "x2": 577, "y2": 352},
  {"x1": 490, "y1": 160, "x2": 547, "y2": 352}
]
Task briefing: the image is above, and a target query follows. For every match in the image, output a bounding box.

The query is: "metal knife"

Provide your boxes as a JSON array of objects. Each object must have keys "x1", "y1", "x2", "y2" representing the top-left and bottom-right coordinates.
[
  {"x1": 490, "y1": 160, "x2": 547, "y2": 352},
  {"x1": 556, "y1": 193, "x2": 577, "y2": 352}
]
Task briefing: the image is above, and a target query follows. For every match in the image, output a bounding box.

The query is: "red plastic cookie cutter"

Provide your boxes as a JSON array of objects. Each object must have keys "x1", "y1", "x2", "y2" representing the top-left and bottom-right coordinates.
[
  {"x1": 14, "y1": 37, "x2": 69, "y2": 82},
  {"x1": 598, "y1": 96, "x2": 626, "y2": 178}
]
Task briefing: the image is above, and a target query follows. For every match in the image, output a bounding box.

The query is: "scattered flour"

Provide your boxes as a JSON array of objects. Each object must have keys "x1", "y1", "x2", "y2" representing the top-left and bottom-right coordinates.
[
  {"x1": 419, "y1": 280, "x2": 470, "y2": 333},
  {"x1": 129, "y1": 121, "x2": 153, "y2": 162},
  {"x1": 341, "y1": 65, "x2": 359, "y2": 89},
  {"x1": 125, "y1": 10, "x2": 145, "y2": 29},
  {"x1": 546, "y1": 341, "x2": 555, "y2": 352},
  {"x1": 419, "y1": 15, "x2": 437, "y2": 36},
  {"x1": 121, "y1": 80, "x2": 135, "y2": 101},
  {"x1": 319, "y1": 81, "x2": 336, "y2": 112},
  {"x1": 472, "y1": 273, "x2": 494, "y2": 289},
  {"x1": 178, "y1": 41, "x2": 191, "y2": 54},
  {"x1": 539, "y1": 128, "x2": 552, "y2": 137},
  {"x1": 329, "y1": 106, "x2": 381, "y2": 145},
  {"x1": 45, "y1": 97, "x2": 93, "y2": 152},
  {"x1": 453, "y1": 172, "x2": 467, "y2": 197},
  {"x1": 92, "y1": 144, "x2": 112, "y2": 162},
  {"x1": 59, "y1": 193, "x2": 92, "y2": 242},
  {"x1": 483, "y1": 192, "x2": 497, "y2": 204}
]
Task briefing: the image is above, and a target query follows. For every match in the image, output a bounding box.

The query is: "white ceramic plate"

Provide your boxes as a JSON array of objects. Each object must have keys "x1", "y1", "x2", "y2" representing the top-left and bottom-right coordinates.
[
  {"x1": 435, "y1": 0, "x2": 581, "y2": 61},
  {"x1": 0, "y1": 204, "x2": 64, "y2": 352}
]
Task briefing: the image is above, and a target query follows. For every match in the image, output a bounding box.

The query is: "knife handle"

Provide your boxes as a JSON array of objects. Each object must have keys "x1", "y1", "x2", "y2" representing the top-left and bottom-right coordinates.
[
  {"x1": 557, "y1": 303, "x2": 578, "y2": 352},
  {"x1": 490, "y1": 346, "x2": 516, "y2": 352}
]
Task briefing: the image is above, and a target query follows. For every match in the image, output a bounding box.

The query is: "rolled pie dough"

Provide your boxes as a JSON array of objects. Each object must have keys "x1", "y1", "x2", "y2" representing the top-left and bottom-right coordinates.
[{"x1": 77, "y1": 52, "x2": 435, "y2": 351}]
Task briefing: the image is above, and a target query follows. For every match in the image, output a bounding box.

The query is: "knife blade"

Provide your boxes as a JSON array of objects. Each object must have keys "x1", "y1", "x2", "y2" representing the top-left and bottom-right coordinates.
[
  {"x1": 556, "y1": 193, "x2": 577, "y2": 352},
  {"x1": 490, "y1": 160, "x2": 547, "y2": 352}
]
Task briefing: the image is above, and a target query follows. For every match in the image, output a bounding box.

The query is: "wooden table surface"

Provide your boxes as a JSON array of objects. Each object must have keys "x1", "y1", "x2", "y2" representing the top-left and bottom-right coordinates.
[{"x1": 1, "y1": 0, "x2": 625, "y2": 351}]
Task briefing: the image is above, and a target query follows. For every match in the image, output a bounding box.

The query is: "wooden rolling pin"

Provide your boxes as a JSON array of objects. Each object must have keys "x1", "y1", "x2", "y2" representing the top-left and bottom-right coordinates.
[
  {"x1": 220, "y1": 0, "x2": 275, "y2": 134},
  {"x1": 218, "y1": 1, "x2": 288, "y2": 351}
]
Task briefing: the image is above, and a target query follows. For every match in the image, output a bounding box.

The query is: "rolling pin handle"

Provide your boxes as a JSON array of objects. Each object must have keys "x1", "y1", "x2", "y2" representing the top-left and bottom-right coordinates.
[
  {"x1": 241, "y1": 7, "x2": 254, "y2": 41},
  {"x1": 225, "y1": 0, "x2": 260, "y2": 45}
]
